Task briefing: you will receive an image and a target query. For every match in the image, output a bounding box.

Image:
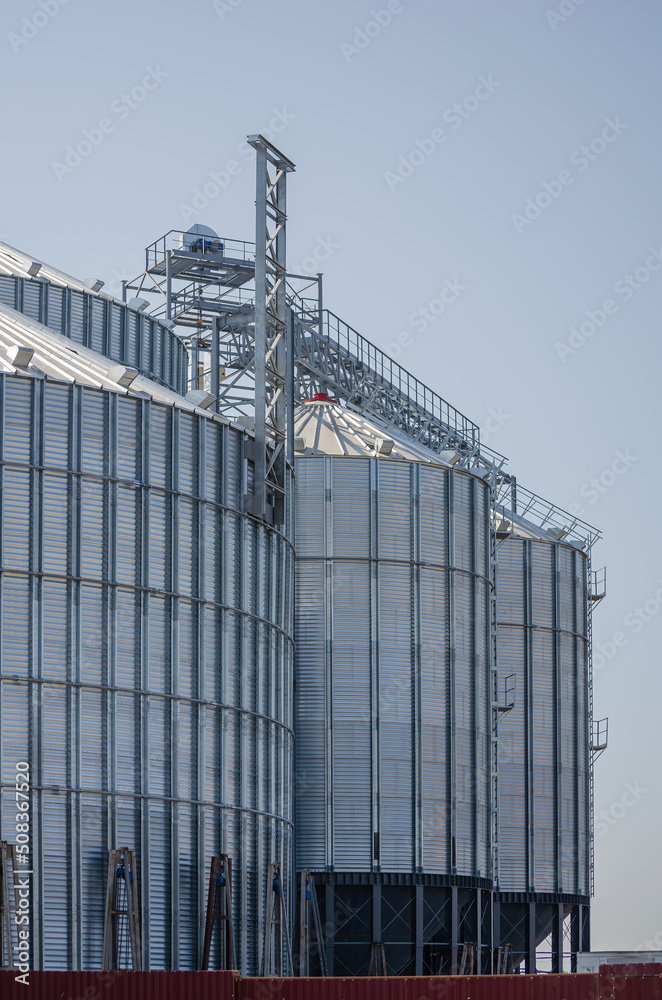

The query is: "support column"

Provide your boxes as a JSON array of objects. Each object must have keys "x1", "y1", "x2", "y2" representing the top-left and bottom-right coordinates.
[
  {"x1": 415, "y1": 885, "x2": 424, "y2": 976},
  {"x1": 582, "y1": 905, "x2": 590, "y2": 954},
  {"x1": 493, "y1": 897, "x2": 501, "y2": 973},
  {"x1": 211, "y1": 318, "x2": 220, "y2": 411},
  {"x1": 571, "y1": 905, "x2": 580, "y2": 972},
  {"x1": 373, "y1": 883, "x2": 382, "y2": 945},
  {"x1": 247, "y1": 134, "x2": 295, "y2": 525},
  {"x1": 526, "y1": 901, "x2": 536, "y2": 974},
  {"x1": 552, "y1": 902, "x2": 564, "y2": 972},
  {"x1": 325, "y1": 883, "x2": 335, "y2": 976},
  {"x1": 451, "y1": 885, "x2": 458, "y2": 974}
]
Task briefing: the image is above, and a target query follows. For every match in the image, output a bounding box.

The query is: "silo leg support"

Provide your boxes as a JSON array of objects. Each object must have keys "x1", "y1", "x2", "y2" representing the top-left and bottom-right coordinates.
[
  {"x1": 0, "y1": 842, "x2": 17, "y2": 970},
  {"x1": 368, "y1": 941, "x2": 387, "y2": 976},
  {"x1": 451, "y1": 885, "x2": 459, "y2": 974},
  {"x1": 526, "y1": 901, "x2": 536, "y2": 974},
  {"x1": 295, "y1": 870, "x2": 327, "y2": 977},
  {"x1": 102, "y1": 848, "x2": 141, "y2": 971},
  {"x1": 552, "y1": 903, "x2": 564, "y2": 972},
  {"x1": 261, "y1": 863, "x2": 293, "y2": 976},
  {"x1": 201, "y1": 855, "x2": 236, "y2": 971}
]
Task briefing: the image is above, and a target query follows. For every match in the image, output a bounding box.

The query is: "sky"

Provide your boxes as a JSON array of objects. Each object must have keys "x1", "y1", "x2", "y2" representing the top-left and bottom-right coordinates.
[{"x1": 1, "y1": 0, "x2": 660, "y2": 953}]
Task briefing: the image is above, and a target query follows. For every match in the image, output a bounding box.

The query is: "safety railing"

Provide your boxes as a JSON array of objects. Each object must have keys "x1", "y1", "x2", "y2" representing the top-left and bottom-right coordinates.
[
  {"x1": 146, "y1": 231, "x2": 255, "y2": 270},
  {"x1": 495, "y1": 479, "x2": 601, "y2": 549}
]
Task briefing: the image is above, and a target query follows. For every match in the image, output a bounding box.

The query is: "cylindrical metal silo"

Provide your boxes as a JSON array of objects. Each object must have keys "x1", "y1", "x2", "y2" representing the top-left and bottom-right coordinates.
[
  {"x1": 294, "y1": 398, "x2": 493, "y2": 976},
  {"x1": 0, "y1": 268, "x2": 188, "y2": 395},
  {"x1": 0, "y1": 311, "x2": 294, "y2": 974},
  {"x1": 495, "y1": 528, "x2": 590, "y2": 970}
]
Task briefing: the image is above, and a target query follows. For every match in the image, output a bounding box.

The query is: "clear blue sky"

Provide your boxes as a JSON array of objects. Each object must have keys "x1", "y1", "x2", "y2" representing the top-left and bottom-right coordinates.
[{"x1": 2, "y1": 0, "x2": 660, "y2": 951}]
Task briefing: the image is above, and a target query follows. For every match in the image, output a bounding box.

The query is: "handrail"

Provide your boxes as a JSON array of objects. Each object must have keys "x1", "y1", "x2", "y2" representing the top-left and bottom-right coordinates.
[{"x1": 292, "y1": 302, "x2": 480, "y2": 451}]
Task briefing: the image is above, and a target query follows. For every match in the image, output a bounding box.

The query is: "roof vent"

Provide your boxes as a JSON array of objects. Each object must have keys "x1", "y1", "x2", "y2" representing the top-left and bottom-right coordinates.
[
  {"x1": 108, "y1": 364, "x2": 139, "y2": 388},
  {"x1": 294, "y1": 437, "x2": 306, "y2": 453},
  {"x1": 7, "y1": 345, "x2": 34, "y2": 368},
  {"x1": 127, "y1": 297, "x2": 149, "y2": 312},
  {"x1": 374, "y1": 437, "x2": 394, "y2": 455},
  {"x1": 186, "y1": 389, "x2": 216, "y2": 410},
  {"x1": 84, "y1": 277, "x2": 105, "y2": 292},
  {"x1": 26, "y1": 261, "x2": 42, "y2": 277}
]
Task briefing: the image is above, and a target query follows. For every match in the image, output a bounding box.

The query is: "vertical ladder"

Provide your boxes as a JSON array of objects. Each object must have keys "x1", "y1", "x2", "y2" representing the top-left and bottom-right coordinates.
[
  {"x1": 260, "y1": 863, "x2": 293, "y2": 976},
  {"x1": 0, "y1": 842, "x2": 17, "y2": 970},
  {"x1": 102, "y1": 848, "x2": 141, "y2": 970},
  {"x1": 201, "y1": 855, "x2": 236, "y2": 971},
  {"x1": 489, "y1": 474, "x2": 501, "y2": 891},
  {"x1": 587, "y1": 551, "x2": 596, "y2": 897},
  {"x1": 368, "y1": 941, "x2": 387, "y2": 976},
  {"x1": 296, "y1": 869, "x2": 327, "y2": 976}
]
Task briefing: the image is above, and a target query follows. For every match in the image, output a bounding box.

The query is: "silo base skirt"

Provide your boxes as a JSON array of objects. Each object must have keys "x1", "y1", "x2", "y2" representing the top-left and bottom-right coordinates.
[{"x1": 303, "y1": 874, "x2": 590, "y2": 976}]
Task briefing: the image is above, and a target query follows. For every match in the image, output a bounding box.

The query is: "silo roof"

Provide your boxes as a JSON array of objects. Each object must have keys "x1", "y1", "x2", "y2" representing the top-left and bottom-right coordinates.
[
  {"x1": 0, "y1": 239, "x2": 122, "y2": 302},
  {"x1": 294, "y1": 395, "x2": 453, "y2": 466},
  {"x1": 0, "y1": 300, "x2": 227, "y2": 420}
]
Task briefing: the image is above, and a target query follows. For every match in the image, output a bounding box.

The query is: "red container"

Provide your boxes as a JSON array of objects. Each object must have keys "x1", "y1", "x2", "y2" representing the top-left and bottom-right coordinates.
[
  {"x1": 234, "y1": 973, "x2": 599, "y2": 1000},
  {"x1": 0, "y1": 970, "x2": 237, "y2": 1000},
  {"x1": 1, "y1": 968, "x2": 659, "y2": 1000}
]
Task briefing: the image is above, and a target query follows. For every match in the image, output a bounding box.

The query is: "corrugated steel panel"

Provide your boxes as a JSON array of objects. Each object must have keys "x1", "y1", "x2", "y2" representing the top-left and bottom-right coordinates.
[
  {"x1": 236, "y1": 973, "x2": 600, "y2": 1000},
  {"x1": 0, "y1": 971, "x2": 237, "y2": 1000},
  {"x1": 294, "y1": 454, "x2": 492, "y2": 879},
  {"x1": 496, "y1": 535, "x2": 589, "y2": 896},
  {"x1": 2, "y1": 970, "x2": 630, "y2": 1000},
  {"x1": 0, "y1": 375, "x2": 294, "y2": 975},
  {"x1": 0, "y1": 272, "x2": 188, "y2": 393},
  {"x1": 600, "y1": 970, "x2": 662, "y2": 1000}
]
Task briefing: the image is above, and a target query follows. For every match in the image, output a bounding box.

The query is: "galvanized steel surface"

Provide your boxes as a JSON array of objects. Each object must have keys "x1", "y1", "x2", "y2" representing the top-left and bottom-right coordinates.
[
  {"x1": 295, "y1": 454, "x2": 492, "y2": 878},
  {"x1": 0, "y1": 273, "x2": 188, "y2": 395},
  {"x1": 496, "y1": 535, "x2": 589, "y2": 896},
  {"x1": 0, "y1": 374, "x2": 295, "y2": 974}
]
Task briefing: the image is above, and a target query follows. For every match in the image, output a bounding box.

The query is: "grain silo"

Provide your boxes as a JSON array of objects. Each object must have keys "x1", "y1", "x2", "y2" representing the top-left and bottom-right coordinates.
[
  {"x1": 0, "y1": 257, "x2": 294, "y2": 974},
  {"x1": 0, "y1": 129, "x2": 604, "y2": 980},
  {"x1": 493, "y1": 496, "x2": 597, "y2": 973},
  {"x1": 293, "y1": 395, "x2": 494, "y2": 976}
]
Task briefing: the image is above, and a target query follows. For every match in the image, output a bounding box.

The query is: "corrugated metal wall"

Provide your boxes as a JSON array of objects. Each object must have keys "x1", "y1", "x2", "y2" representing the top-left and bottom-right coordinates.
[
  {"x1": 496, "y1": 535, "x2": 589, "y2": 896},
  {"x1": 2, "y1": 968, "x2": 660, "y2": 1000},
  {"x1": 0, "y1": 274, "x2": 188, "y2": 395},
  {"x1": 237, "y1": 974, "x2": 600, "y2": 1000},
  {"x1": 0, "y1": 374, "x2": 294, "y2": 974},
  {"x1": 294, "y1": 457, "x2": 492, "y2": 879}
]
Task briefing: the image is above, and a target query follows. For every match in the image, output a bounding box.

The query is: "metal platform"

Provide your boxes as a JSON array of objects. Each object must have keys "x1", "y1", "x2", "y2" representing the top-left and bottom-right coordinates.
[{"x1": 125, "y1": 232, "x2": 484, "y2": 459}]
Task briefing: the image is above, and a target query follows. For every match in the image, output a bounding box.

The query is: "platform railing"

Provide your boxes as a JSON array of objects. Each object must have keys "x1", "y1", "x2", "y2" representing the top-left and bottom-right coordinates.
[{"x1": 145, "y1": 231, "x2": 255, "y2": 270}]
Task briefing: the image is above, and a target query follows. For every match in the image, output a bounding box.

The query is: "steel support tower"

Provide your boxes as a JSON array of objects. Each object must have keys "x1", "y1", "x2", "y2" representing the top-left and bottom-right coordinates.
[{"x1": 246, "y1": 134, "x2": 294, "y2": 523}]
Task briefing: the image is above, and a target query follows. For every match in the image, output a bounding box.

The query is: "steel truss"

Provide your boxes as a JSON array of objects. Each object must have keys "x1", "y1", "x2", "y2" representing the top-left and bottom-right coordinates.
[
  {"x1": 248, "y1": 134, "x2": 294, "y2": 524},
  {"x1": 290, "y1": 303, "x2": 481, "y2": 458}
]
